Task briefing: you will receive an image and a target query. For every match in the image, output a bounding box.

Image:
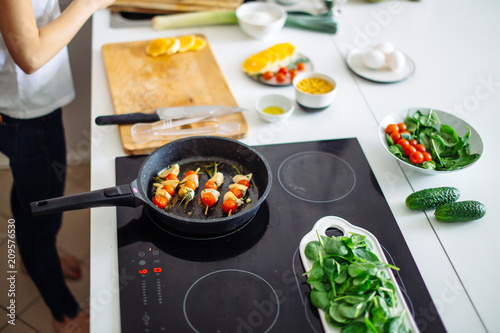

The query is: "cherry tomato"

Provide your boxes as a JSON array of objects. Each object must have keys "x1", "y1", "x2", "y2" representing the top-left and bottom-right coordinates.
[
  {"x1": 296, "y1": 62, "x2": 306, "y2": 71},
  {"x1": 237, "y1": 179, "x2": 250, "y2": 188},
  {"x1": 415, "y1": 144, "x2": 426, "y2": 153},
  {"x1": 276, "y1": 72, "x2": 286, "y2": 83},
  {"x1": 397, "y1": 139, "x2": 410, "y2": 149},
  {"x1": 163, "y1": 184, "x2": 175, "y2": 196},
  {"x1": 397, "y1": 123, "x2": 407, "y2": 132},
  {"x1": 410, "y1": 151, "x2": 424, "y2": 164},
  {"x1": 222, "y1": 200, "x2": 237, "y2": 214},
  {"x1": 184, "y1": 170, "x2": 198, "y2": 179},
  {"x1": 166, "y1": 173, "x2": 178, "y2": 181},
  {"x1": 278, "y1": 67, "x2": 288, "y2": 75},
  {"x1": 289, "y1": 69, "x2": 298, "y2": 81},
  {"x1": 204, "y1": 181, "x2": 217, "y2": 190},
  {"x1": 385, "y1": 124, "x2": 398, "y2": 134},
  {"x1": 229, "y1": 187, "x2": 242, "y2": 199},
  {"x1": 404, "y1": 145, "x2": 417, "y2": 157},
  {"x1": 390, "y1": 131, "x2": 401, "y2": 144},
  {"x1": 153, "y1": 196, "x2": 167, "y2": 209},
  {"x1": 262, "y1": 71, "x2": 273, "y2": 80},
  {"x1": 409, "y1": 139, "x2": 418, "y2": 146},
  {"x1": 202, "y1": 192, "x2": 216, "y2": 207},
  {"x1": 422, "y1": 152, "x2": 432, "y2": 162},
  {"x1": 184, "y1": 180, "x2": 197, "y2": 191}
]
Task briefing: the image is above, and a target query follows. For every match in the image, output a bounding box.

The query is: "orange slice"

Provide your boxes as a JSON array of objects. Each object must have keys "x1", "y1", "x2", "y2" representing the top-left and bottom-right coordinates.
[
  {"x1": 165, "y1": 37, "x2": 181, "y2": 55},
  {"x1": 271, "y1": 43, "x2": 296, "y2": 58},
  {"x1": 178, "y1": 35, "x2": 196, "y2": 53},
  {"x1": 189, "y1": 37, "x2": 207, "y2": 51},
  {"x1": 145, "y1": 38, "x2": 168, "y2": 57},
  {"x1": 242, "y1": 53, "x2": 272, "y2": 74}
]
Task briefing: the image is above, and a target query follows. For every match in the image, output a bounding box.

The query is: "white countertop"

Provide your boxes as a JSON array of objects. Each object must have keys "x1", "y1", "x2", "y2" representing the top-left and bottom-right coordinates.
[{"x1": 90, "y1": 1, "x2": 500, "y2": 332}]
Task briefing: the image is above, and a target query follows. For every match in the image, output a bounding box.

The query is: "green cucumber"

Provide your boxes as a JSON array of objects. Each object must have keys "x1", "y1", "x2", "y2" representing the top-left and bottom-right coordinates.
[
  {"x1": 434, "y1": 201, "x2": 486, "y2": 222},
  {"x1": 405, "y1": 187, "x2": 460, "y2": 210}
]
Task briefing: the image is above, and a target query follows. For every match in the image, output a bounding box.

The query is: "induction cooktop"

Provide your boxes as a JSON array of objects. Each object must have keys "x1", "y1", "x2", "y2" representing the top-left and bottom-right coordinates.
[{"x1": 114, "y1": 138, "x2": 444, "y2": 333}]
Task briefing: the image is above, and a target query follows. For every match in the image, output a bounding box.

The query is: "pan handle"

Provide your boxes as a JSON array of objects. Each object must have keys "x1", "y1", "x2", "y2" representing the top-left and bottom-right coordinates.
[{"x1": 30, "y1": 184, "x2": 141, "y2": 216}]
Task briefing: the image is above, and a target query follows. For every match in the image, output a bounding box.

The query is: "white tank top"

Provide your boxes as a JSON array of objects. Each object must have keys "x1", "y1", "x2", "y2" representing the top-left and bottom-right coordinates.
[{"x1": 0, "y1": 0, "x2": 75, "y2": 119}]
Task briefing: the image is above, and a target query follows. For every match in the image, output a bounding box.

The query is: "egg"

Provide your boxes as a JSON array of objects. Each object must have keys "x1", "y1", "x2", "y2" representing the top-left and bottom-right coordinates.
[
  {"x1": 362, "y1": 49, "x2": 386, "y2": 70},
  {"x1": 386, "y1": 50, "x2": 406, "y2": 71},
  {"x1": 374, "y1": 41, "x2": 395, "y2": 55}
]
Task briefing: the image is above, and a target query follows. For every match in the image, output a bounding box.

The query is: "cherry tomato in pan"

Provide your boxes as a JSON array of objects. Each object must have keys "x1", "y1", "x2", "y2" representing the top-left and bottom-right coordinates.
[
  {"x1": 202, "y1": 192, "x2": 216, "y2": 207},
  {"x1": 204, "y1": 181, "x2": 217, "y2": 190},
  {"x1": 404, "y1": 145, "x2": 417, "y2": 157},
  {"x1": 385, "y1": 124, "x2": 398, "y2": 135},
  {"x1": 166, "y1": 173, "x2": 178, "y2": 181},
  {"x1": 289, "y1": 69, "x2": 298, "y2": 81},
  {"x1": 153, "y1": 196, "x2": 167, "y2": 209},
  {"x1": 262, "y1": 71, "x2": 273, "y2": 81},
  {"x1": 296, "y1": 62, "x2": 306, "y2": 71},
  {"x1": 184, "y1": 170, "x2": 198, "y2": 179},
  {"x1": 229, "y1": 187, "x2": 242, "y2": 199},
  {"x1": 410, "y1": 151, "x2": 424, "y2": 164},
  {"x1": 163, "y1": 184, "x2": 175, "y2": 196},
  {"x1": 237, "y1": 179, "x2": 250, "y2": 188},
  {"x1": 276, "y1": 72, "x2": 286, "y2": 83},
  {"x1": 222, "y1": 200, "x2": 237, "y2": 214},
  {"x1": 183, "y1": 180, "x2": 197, "y2": 191}
]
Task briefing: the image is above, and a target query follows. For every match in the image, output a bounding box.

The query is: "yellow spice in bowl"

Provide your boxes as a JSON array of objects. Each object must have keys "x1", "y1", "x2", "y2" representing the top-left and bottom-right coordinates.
[{"x1": 297, "y1": 78, "x2": 334, "y2": 94}]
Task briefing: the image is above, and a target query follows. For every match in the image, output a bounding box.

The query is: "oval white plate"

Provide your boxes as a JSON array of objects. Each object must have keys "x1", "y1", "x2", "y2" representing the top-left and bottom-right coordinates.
[
  {"x1": 346, "y1": 48, "x2": 415, "y2": 83},
  {"x1": 299, "y1": 216, "x2": 420, "y2": 333},
  {"x1": 378, "y1": 108, "x2": 484, "y2": 175}
]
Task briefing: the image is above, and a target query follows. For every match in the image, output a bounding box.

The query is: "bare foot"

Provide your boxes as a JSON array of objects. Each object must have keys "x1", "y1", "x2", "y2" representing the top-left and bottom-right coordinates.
[
  {"x1": 53, "y1": 311, "x2": 89, "y2": 333},
  {"x1": 20, "y1": 255, "x2": 83, "y2": 281}
]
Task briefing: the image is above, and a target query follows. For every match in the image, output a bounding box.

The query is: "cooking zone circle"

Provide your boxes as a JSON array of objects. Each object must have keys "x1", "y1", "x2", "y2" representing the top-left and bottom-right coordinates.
[
  {"x1": 278, "y1": 151, "x2": 356, "y2": 203},
  {"x1": 183, "y1": 269, "x2": 280, "y2": 333}
]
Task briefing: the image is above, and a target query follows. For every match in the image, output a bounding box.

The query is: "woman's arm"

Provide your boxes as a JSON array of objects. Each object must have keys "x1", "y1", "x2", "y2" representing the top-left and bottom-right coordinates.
[{"x1": 0, "y1": 0, "x2": 114, "y2": 74}]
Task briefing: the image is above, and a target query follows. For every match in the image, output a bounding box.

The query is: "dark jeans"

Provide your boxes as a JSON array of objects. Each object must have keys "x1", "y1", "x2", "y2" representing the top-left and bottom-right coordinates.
[{"x1": 0, "y1": 109, "x2": 79, "y2": 322}]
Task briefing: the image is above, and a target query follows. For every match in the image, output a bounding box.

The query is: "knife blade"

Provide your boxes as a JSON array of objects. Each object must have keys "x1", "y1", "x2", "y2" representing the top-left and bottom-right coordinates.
[{"x1": 95, "y1": 105, "x2": 246, "y2": 125}]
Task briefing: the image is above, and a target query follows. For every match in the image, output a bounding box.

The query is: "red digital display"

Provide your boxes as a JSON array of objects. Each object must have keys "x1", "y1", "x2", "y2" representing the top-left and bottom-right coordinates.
[{"x1": 138, "y1": 267, "x2": 162, "y2": 274}]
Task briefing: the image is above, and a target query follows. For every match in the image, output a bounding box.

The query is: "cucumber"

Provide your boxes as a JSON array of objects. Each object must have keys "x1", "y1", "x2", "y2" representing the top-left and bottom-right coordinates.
[
  {"x1": 434, "y1": 201, "x2": 486, "y2": 222},
  {"x1": 405, "y1": 187, "x2": 460, "y2": 210}
]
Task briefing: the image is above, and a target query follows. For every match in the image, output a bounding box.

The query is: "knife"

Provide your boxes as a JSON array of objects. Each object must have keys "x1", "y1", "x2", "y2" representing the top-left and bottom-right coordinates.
[{"x1": 95, "y1": 105, "x2": 246, "y2": 125}]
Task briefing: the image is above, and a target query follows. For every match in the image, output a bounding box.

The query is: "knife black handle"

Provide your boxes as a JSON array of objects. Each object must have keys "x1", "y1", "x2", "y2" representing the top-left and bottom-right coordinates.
[{"x1": 95, "y1": 112, "x2": 160, "y2": 125}]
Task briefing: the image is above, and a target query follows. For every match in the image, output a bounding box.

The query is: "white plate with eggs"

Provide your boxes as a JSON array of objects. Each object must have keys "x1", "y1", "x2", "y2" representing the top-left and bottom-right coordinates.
[{"x1": 346, "y1": 42, "x2": 415, "y2": 83}]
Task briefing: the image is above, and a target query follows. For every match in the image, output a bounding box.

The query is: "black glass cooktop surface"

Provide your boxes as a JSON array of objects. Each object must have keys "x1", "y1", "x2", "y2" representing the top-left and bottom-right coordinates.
[{"x1": 115, "y1": 138, "x2": 445, "y2": 333}]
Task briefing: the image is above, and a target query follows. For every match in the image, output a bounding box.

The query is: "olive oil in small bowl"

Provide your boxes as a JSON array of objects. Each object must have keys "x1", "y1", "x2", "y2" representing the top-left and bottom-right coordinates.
[{"x1": 255, "y1": 94, "x2": 294, "y2": 122}]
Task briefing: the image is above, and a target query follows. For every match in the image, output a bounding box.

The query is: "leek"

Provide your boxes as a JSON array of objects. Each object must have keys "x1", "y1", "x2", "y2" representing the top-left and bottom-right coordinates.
[
  {"x1": 152, "y1": 10, "x2": 337, "y2": 34},
  {"x1": 152, "y1": 11, "x2": 238, "y2": 30}
]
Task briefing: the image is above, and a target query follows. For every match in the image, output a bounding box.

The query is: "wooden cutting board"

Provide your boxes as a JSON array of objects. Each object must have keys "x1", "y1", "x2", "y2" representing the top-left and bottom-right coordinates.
[
  {"x1": 101, "y1": 34, "x2": 248, "y2": 155},
  {"x1": 109, "y1": 0, "x2": 242, "y2": 14}
]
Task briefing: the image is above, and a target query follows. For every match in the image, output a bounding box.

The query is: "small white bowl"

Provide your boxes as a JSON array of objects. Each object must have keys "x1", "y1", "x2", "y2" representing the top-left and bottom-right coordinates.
[
  {"x1": 292, "y1": 72, "x2": 337, "y2": 112},
  {"x1": 378, "y1": 108, "x2": 484, "y2": 175},
  {"x1": 236, "y1": 2, "x2": 287, "y2": 40},
  {"x1": 255, "y1": 94, "x2": 294, "y2": 122}
]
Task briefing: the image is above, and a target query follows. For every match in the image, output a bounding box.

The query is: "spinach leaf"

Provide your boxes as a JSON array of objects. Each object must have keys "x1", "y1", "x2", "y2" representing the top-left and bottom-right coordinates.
[
  {"x1": 310, "y1": 289, "x2": 330, "y2": 310},
  {"x1": 323, "y1": 236, "x2": 349, "y2": 255},
  {"x1": 341, "y1": 321, "x2": 368, "y2": 333},
  {"x1": 304, "y1": 241, "x2": 326, "y2": 261}
]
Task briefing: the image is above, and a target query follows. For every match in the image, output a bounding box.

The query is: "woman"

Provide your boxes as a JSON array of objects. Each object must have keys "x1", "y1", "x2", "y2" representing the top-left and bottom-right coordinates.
[{"x1": 0, "y1": 0, "x2": 114, "y2": 331}]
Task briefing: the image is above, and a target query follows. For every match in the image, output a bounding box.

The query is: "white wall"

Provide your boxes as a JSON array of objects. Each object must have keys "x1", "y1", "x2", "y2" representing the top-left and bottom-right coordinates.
[{"x1": 0, "y1": 4, "x2": 92, "y2": 169}]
